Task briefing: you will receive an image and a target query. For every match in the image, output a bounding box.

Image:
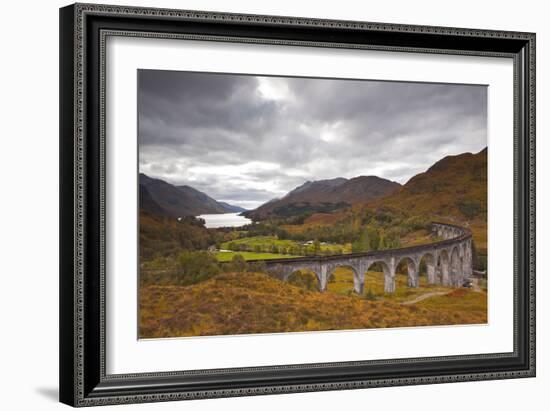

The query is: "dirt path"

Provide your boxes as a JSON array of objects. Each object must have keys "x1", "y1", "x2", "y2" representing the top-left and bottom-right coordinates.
[
  {"x1": 471, "y1": 280, "x2": 482, "y2": 293},
  {"x1": 401, "y1": 291, "x2": 448, "y2": 305}
]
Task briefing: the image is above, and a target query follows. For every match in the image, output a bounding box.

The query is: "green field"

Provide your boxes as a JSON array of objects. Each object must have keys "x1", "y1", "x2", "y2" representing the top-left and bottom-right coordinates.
[
  {"x1": 221, "y1": 235, "x2": 296, "y2": 250},
  {"x1": 221, "y1": 235, "x2": 345, "y2": 255},
  {"x1": 215, "y1": 251, "x2": 300, "y2": 262}
]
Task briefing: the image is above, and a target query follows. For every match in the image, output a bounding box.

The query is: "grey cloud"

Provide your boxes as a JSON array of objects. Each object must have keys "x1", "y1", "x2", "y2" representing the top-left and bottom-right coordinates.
[{"x1": 138, "y1": 70, "x2": 487, "y2": 206}]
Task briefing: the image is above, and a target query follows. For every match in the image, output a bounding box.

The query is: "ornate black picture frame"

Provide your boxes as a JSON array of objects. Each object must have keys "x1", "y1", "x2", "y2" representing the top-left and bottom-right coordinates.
[{"x1": 59, "y1": 3, "x2": 535, "y2": 407}]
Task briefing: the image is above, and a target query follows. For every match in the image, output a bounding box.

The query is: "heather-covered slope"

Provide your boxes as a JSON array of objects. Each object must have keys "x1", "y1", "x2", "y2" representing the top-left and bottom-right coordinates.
[
  {"x1": 139, "y1": 271, "x2": 487, "y2": 338},
  {"x1": 371, "y1": 148, "x2": 487, "y2": 221}
]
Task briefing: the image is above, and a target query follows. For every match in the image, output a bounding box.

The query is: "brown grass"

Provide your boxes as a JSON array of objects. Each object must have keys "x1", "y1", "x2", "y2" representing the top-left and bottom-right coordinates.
[{"x1": 140, "y1": 270, "x2": 487, "y2": 338}]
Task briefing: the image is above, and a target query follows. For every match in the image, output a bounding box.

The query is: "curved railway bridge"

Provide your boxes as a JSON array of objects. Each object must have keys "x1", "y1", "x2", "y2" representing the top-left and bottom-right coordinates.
[{"x1": 249, "y1": 222, "x2": 473, "y2": 293}]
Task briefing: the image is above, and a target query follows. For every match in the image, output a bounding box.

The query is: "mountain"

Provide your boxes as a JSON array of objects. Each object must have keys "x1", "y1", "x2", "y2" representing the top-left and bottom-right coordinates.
[
  {"x1": 332, "y1": 176, "x2": 402, "y2": 203},
  {"x1": 245, "y1": 176, "x2": 401, "y2": 220},
  {"x1": 139, "y1": 184, "x2": 170, "y2": 217},
  {"x1": 217, "y1": 202, "x2": 248, "y2": 213},
  {"x1": 369, "y1": 148, "x2": 487, "y2": 221},
  {"x1": 361, "y1": 148, "x2": 488, "y2": 257},
  {"x1": 282, "y1": 149, "x2": 488, "y2": 260},
  {"x1": 139, "y1": 174, "x2": 227, "y2": 217},
  {"x1": 288, "y1": 178, "x2": 347, "y2": 198},
  {"x1": 177, "y1": 185, "x2": 228, "y2": 214},
  {"x1": 140, "y1": 174, "x2": 249, "y2": 217}
]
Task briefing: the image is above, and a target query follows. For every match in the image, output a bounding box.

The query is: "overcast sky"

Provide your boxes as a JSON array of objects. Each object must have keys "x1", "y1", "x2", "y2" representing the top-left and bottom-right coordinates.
[{"x1": 138, "y1": 70, "x2": 487, "y2": 210}]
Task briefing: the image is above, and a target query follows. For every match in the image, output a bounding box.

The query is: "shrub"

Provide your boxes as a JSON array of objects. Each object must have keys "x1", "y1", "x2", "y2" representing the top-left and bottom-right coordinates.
[
  {"x1": 365, "y1": 288, "x2": 377, "y2": 301},
  {"x1": 175, "y1": 250, "x2": 220, "y2": 285},
  {"x1": 288, "y1": 270, "x2": 319, "y2": 291},
  {"x1": 225, "y1": 254, "x2": 248, "y2": 272},
  {"x1": 313, "y1": 239, "x2": 321, "y2": 255},
  {"x1": 402, "y1": 216, "x2": 429, "y2": 231},
  {"x1": 367, "y1": 227, "x2": 380, "y2": 251},
  {"x1": 457, "y1": 199, "x2": 483, "y2": 218},
  {"x1": 139, "y1": 212, "x2": 216, "y2": 260},
  {"x1": 248, "y1": 260, "x2": 267, "y2": 273},
  {"x1": 352, "y1": 227, "x2": 370, "y2": 253},
  {"x1": 374, "y1": 209, "x2": 395, "y2": 224},
  {"x1": 475, "y1": 254, "x2": 487, "y2": 271},
  {"x1": 472, "y1": 242, "x2": 487, "y2": 271}
]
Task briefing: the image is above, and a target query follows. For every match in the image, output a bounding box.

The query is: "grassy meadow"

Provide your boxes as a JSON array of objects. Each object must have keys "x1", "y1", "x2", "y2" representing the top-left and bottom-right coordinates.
[
  {"x1": 220, "y1": 235, "x2": 349, "y2": 256},
  {"x1": 215, "y1": 250, "x2": 299, "y2": 262}
]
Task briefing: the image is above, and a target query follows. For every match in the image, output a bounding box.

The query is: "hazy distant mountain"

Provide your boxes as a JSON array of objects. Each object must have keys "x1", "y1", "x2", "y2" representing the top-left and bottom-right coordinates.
[
  {"x1": 139, "y1": 174, "x2": 228, "y2": 217},
  {"x1": 217, "y1": 202, "x2": 248, "y2": 213},
  {"x1": 245, "y1": 176, "x2": 401, "y2": 220}
]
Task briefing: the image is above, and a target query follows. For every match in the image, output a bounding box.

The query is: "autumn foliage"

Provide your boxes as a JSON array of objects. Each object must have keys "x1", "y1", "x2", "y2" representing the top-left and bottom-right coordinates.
[{"x1": 140, "y1": 271, "x2": 487, "y2": 338}]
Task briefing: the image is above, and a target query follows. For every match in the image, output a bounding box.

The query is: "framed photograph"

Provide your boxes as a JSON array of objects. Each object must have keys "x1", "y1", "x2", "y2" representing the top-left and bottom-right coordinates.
[{"x1": 59, "y1": 3, "x2": 535, "y2": 407}]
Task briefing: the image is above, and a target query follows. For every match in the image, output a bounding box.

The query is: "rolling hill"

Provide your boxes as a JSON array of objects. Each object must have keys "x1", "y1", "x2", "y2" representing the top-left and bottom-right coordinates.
[
  {"x1": 245, "y1": 176, "x2": 400, "y2": 220},
  {"x1": 139, "y1": 211, "x2": 216, "y2": 260},
  {"x1": 369, "y1": 148, "x2": 487, "y2": 222},
  {"x1": 368, "y1": 148, "x2": 488, "y2": 256}
]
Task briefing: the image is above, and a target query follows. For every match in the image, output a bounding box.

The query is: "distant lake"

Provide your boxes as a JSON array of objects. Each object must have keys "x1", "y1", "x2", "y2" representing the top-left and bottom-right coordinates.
[{"x1": 198, "y1": 212, "x2": 252, "y2": 228}]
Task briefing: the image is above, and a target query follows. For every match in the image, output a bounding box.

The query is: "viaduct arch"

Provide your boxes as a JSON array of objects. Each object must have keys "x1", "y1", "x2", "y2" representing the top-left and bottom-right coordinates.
[{"x1": 249, "y1": 222, "x2": 473, "y2": 293}]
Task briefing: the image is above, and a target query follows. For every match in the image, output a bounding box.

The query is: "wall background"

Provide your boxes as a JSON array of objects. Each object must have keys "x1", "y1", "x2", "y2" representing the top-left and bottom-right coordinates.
[{"x1": 0, "y1": 0, "x2": 545, "y2": 409}]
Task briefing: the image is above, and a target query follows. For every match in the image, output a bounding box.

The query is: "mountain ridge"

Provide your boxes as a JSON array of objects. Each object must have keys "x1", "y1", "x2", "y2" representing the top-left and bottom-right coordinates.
[
  {"x1": 245, "y1": 175, "x2": 401, "y2": 220},
  {"x1": 217, "y1": 202, "x2": 248, "y2": 213},
  {"x1": 139, "y1": 174, "x2": 245, "y2": 217},
  {"x1": 369, "y1": 147, "x2": 487, "y2": 220}
]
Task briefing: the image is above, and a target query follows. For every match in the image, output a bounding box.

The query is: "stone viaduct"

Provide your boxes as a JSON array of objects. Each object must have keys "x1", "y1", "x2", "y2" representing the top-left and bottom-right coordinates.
[{"x1": 252, "y1": 222, "x2": 473, "y2": 293}]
